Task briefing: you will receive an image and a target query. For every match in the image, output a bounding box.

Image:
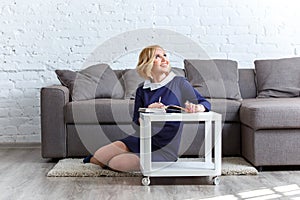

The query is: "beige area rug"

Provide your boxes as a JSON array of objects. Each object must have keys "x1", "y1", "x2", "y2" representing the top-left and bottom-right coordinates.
[{"x1": 47, "y1": 157, "x2": 258, "y2": 177}]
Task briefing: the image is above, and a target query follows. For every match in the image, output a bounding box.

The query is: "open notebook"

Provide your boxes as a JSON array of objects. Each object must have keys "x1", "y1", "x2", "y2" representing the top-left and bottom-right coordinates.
[{"x1": 138, "y1": 105, "x2": 186, "y2": 113}]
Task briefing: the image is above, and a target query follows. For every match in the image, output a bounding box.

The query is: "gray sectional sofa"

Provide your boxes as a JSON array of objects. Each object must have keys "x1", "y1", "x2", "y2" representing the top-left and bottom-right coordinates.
[{"x1": 41, "y1": 58, "x2": 300, "y2": 169}]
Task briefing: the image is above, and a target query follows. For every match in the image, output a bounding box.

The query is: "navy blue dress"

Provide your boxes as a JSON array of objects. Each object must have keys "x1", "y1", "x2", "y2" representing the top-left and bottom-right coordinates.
[{"x1": 121, "y1": 76, "x2": 211, "y2": 162}]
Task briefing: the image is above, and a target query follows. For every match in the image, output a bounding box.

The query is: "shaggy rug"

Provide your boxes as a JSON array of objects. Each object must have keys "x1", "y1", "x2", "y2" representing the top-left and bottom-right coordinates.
[{"x1": 47, "y1": 157, "x2": 258, "y2": 177}]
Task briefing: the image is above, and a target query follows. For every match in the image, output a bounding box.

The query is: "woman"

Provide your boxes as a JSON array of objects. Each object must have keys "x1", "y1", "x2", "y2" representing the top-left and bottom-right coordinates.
[{"x1": 83, "y1": 45, "x2": 211, "y2": 172}]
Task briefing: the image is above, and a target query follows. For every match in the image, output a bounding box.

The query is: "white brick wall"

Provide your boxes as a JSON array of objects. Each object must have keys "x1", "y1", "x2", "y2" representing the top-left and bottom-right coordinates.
[{"x1": 1, "y1": 0, "x2": 300, "y2": 143}]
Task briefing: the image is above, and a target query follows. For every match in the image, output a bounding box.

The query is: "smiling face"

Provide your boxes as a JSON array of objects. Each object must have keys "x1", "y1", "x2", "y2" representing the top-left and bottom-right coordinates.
[
  {"x1": 136, "y1": 45, "x2": 172, "y2": 80},
  {"x1": 151, "y1": 48, "x2": 170, "y2": 77}
]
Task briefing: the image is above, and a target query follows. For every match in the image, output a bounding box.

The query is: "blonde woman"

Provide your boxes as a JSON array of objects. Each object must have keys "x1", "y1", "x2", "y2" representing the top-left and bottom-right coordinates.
[{"x1": 83, "y1": 45, "x2": 211, "y2": 172}]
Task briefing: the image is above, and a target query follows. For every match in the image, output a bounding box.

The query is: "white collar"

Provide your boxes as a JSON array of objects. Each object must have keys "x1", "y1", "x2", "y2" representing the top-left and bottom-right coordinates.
[{"x1": 143, "y1": 71, "x2": 176, "y2": 91}]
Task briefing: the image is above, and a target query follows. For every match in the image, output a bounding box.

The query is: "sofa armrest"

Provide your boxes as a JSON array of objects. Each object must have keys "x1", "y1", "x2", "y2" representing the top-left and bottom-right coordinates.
[{"x1": 41, "y1": 85, "x2": 69, "y2": 158}]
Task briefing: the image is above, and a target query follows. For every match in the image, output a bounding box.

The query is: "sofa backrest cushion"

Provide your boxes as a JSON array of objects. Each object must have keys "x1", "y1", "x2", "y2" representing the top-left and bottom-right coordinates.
[
  {"x1": 121, "y1": 67, "x2": 186, "y2": 99},
  {"x1": 238, "y1": 69, "x2": 256, "y2": 99},
  {"x1": 255, "y1": 57, "x2": 300, "y2": 98},
  {"x1": 55, "y1": 69, "x2": 77, "y2": 96},
  {"x1": 171, "y1": 67, "x2": 186, "y2": 77},
  {"x1": 184, "y1": 59, "x2": 242, "y2": 100},
  {"x1": 56, "y1": 64, "x2": 124, "y2": 101},
  {"x1": 122, "y1": 69, "x2": 144, "y2": 99}
]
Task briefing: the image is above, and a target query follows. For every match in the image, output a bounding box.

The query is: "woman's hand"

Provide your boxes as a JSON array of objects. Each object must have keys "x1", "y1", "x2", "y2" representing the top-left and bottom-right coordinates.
[
  {"x1": 185, "y1": 101, "x2": 206, "y2": 113},
  {"x1": 148, "y1": 102, "x2": 165, "y2": 109}
]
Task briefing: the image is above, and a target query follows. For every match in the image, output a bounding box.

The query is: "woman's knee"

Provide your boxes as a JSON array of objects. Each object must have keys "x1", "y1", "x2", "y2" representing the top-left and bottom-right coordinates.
[
  {"x1": 107, "y1": 157, "x2": 123, "y2": 171},
  {"x1": 108, "y1": 154, "x2": 140, "y2": 172},
  {"x1": 93, "y1": 141, "x2": 131, "y2": 166},
  {"x1": 95, "y1": 141, "x2": 128, "y2": 155},
  {"x1": 113, "y1": 141, "x2": 130, "y2": 152}
]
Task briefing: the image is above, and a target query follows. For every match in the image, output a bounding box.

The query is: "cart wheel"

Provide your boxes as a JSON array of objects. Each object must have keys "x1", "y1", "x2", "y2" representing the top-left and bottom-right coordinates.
[
  {"x1": 142, "y1": 177, "x2": 150, "y2": 186},
  {"x1": 212, "y1": 176, "x2": 220, "y2": 185}
]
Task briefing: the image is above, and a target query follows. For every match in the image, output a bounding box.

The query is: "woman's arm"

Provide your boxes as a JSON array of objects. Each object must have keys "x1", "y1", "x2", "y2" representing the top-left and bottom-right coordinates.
[
  {"x1": 132, "y1": 87, "x2": 144, "y2": 125},
  {"x1": 180, "y1": 78, "x2": 211, "y2": 112}
]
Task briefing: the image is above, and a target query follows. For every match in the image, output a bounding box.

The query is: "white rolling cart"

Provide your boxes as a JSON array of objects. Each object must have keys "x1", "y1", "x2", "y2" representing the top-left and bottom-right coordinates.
[{"x1": 139, "y1": 111, "x2": 222, "y2": 186}]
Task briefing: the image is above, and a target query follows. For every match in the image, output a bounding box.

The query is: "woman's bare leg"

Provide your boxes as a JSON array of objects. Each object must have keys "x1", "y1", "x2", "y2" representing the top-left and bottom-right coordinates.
[
  {"x1": 108, "y1": 153, "x2": 140, "y2": 172},
  {"x1": 91, "y1": 141, "x2": 130, "y2": 168}
]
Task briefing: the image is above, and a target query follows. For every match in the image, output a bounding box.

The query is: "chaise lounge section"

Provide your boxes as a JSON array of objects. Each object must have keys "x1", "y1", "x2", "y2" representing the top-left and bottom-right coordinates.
[
  {"x1": 240, "y1": 98, "x2": 300, "y2": 167},
  {"x1": 240, "y1": 57, "x2": 300, "y2": 168}
]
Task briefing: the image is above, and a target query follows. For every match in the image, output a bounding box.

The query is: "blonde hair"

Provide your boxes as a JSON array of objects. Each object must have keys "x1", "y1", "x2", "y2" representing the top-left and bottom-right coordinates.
[{"x1": 136, "y1": 45, "x2": 171, "y2": 79}]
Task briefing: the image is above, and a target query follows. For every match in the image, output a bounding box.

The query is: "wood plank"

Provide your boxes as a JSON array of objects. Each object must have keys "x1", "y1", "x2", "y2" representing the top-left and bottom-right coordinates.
[{"x1": 0, "y1": 146, "x2": 299, "y2": 199}]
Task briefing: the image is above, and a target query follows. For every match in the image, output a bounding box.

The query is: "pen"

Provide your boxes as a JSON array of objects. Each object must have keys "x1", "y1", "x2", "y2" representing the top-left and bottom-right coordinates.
[{"x1": 158, "y1": 96, "x2": 161, "y2": 103}]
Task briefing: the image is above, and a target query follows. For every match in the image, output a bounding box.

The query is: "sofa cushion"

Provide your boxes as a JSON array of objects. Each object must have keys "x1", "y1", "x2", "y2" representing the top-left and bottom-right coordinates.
[
  {"x1": 65, "y1": 98, "x2": 241, "y2": 124},
  {"x1": 240, "y1": 98, "x2": 300, "y2": 130},
  {"x1": 65, "y1": 99, "x2": 135, "y2": 124},
  {"x1": 71, "y1": 64, "x2": 124, "y2": 101},
  {"x1": 55, "y1": 69, "x2": 77, "y2": 95},
  {"x1": 121, "y1": 67, "x2": 185, "y2": 99},
  {"x1": 209, "y1": 99, "x2": 241, "y2": 122},
  {"x1": 184, "y1": 59, "x2": 242, "y2": 100},
  {"x1": 255, "y1": 57, "x2": 300, "y2": 98},
  {"x1": 122, "y1": 69, "x2": 144, "y2": 99},
  {"x1": 171, "y1": 67, "x2": 186, "y2": 77},
  {"x1": 56, "y1": 65, "x2": 125, "y2": 101},
  {"x1": 238, "y1": 69, "x2": 257, "y2": 99}
]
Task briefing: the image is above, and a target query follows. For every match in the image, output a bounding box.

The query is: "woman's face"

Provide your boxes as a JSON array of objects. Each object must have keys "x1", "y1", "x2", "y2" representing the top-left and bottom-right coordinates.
[{"x1": 151, "y1": 48, "x2": 170, "y2": 76}]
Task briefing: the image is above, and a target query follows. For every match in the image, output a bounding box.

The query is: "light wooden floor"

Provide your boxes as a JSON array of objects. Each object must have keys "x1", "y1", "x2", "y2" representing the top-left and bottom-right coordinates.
[{"x1": 1, "y1": 145, "x2": 300, "y2": 200}]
